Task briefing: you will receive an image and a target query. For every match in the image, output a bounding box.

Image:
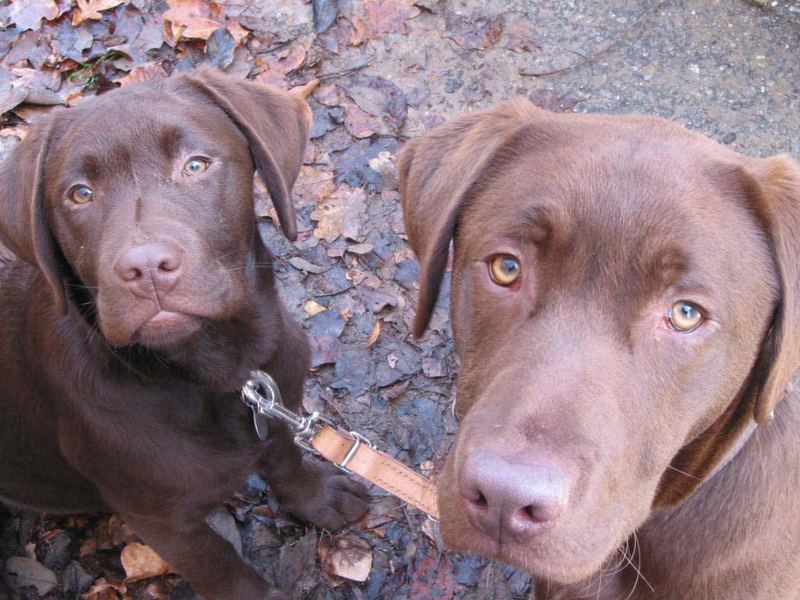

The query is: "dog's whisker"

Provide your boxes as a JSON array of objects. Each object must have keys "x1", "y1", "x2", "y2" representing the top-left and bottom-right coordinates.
[
  {"x1": 665, "y1": 464, "x2": 701, "y2": 481},
  {"x1": 224, "y1": 262, "x2": 275, "y2": 273},
  {"x1": 621, "y1": 532, "x2": 653, "y2": 599},
  {"x1": 213, "y1": 249, "x2": 241, "y2": 264}
]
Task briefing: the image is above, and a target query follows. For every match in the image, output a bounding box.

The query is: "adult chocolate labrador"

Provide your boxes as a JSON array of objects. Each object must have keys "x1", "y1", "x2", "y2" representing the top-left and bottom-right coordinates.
[
  {"x1": 0, "y1": 70, "x2": 367, "y2": 600},
  {"x1": 399, "y1": 100, "x2": 800, "y2": 599}
]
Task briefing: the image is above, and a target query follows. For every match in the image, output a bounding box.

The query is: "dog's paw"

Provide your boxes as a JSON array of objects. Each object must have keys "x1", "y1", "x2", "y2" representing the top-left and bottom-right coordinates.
[{"x1": 272, "y1": 460, "x2": 369, "y2": 530}]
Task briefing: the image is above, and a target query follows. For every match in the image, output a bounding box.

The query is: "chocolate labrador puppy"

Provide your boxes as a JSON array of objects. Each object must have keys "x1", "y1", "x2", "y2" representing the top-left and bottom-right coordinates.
[
  {"x1": 0, "y1": 69, "x2": 367, "y2": 600},
  {"x1": 399, "y1": 100, "x2": 800, "y2": 599}
]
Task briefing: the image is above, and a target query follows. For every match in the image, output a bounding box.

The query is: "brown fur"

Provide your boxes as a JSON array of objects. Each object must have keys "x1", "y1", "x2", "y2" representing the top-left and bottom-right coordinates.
[
  {"x1": 399, "y1": 99, "x2": 800, "y2": 599},
  {"x1": 0, "y1": 69, "x2": 368, "y2": 600}
]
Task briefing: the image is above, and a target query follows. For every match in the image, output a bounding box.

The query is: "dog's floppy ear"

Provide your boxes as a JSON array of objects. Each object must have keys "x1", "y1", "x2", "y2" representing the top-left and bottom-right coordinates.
[
  {"x1": 0, "y1": 118, "x2": 67, "y2": 313},
  {"x1": 183, "y1": 68, "x2": 311, "y2": 241},
  {"x1": 399, "y1": 99, "x2": 542, "y2": 337},
  {"x1": 743, "y1": 155, "x2": 800, "y2": 424}
]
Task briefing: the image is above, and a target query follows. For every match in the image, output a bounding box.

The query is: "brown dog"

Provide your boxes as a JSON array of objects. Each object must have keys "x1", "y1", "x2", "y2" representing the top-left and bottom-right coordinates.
[
  {"x1": 0, "y1": 70, "x2": 367, "y2": 600},
  {"x1": 399, "y1": 100, "x2": 800, "y2": 599}
]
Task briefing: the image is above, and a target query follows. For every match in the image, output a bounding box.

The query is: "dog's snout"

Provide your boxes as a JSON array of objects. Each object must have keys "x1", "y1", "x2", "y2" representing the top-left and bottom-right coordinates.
[
  {"x1": 115, "y1": 242, "x2": 184, "y2": 297},
  {"x1": 459, "y1": 449, "x2": 568, "y2": 542}
]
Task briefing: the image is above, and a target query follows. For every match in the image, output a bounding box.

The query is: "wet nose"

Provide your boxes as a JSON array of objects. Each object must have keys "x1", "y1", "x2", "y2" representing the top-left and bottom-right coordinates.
[
  {"x1": 459, "y1": 449, "x2": 569, "y2": 543},
  {"x1": 115, "y1": 242, "x2": 184, "y2": 297}
]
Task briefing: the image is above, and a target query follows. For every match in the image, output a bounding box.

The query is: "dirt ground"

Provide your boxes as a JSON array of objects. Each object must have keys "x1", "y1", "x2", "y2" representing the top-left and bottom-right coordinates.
[{"x1": 0, "y1": 0, "x2": 798, "y2": 598}]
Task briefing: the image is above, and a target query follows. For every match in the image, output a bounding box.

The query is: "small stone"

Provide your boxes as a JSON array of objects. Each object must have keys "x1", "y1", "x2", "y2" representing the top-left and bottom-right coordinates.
[{"x1": 445, "y1": 71, "x2": 464, "y2": 93}]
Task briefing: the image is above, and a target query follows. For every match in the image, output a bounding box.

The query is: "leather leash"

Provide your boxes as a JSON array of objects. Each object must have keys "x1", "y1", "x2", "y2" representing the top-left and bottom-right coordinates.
[{"x1": 241, "y1": 370, "x2": 440, "y2": 520}]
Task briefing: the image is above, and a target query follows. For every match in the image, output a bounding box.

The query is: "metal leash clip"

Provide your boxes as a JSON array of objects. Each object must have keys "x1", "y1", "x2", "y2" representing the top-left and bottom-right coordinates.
[
  {"x1": 241, "y1": 370, "x2": 335, "y2": 446},
  {"x1": 240, "y1": 370, "x2": 440, "y2": 519}
]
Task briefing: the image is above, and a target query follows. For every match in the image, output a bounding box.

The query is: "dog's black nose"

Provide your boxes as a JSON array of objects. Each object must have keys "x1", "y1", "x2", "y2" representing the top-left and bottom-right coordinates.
[
  {"x1": 459, "y1": 449, "x2": 568, "y2": 543},
  {"x1": 115, "y1": 242, "x2": 184, "y2": 297}
]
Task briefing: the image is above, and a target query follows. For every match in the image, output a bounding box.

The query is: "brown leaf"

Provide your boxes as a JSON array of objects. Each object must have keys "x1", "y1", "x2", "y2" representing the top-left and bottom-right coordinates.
[
  {"x1": 446, "y1": 14, "x2": 504, "y2": 50},
  {"x1": 348, "y1": 17, "x2": 369, "y2": 47},
  {"x1": 9, "y1": 0, "x2": 59, "y2": 32},
  {"x1": 254, "y1": 44, "x2": 308, "y2": 90},
  {"x1": 309, "y1": 335, "x2": 341, "y2": 368},
  {"x1": 162, "y1": 0, "x2": 248, "y2": 45},
  {"x1": 71, "y1": 0, "x2": 125, "y2": 26},
  {"x1": 120, "y1": 543, "x2": 171, "y2": 583},
  {"x1": 363, "y1": 0, "x2": 420, "y2": 38},
  {"x1": 288, "y1": 257, "x2": 328, "y2": 274},
  {"x1": 343, "y1": 100, "x2": 378, "y2": 138},
  {"x1": 292, "y1": 166, "x2": 336, "y2": 208},
  {"x1": 289, "y1": 78, "x2": 320, "y2": 100},
  {"x1": 95, "y1": 514, "x2": 127, "y2": 550},
  {"x1": 346, "y1": 242, "x2": 374, "y2": 255},
  {"x1": 318, "y1": 535, "x2": 373, "y2": 582},
  {"x1": 367, "y1": 320, "x2": 382, "y2": 347},
  {"x1": 310, "y1": 184, "x2": 367, "y2": 243},
  {"x1": 304, "y1": 300, "x2": 327, "y2": 317},
  {"x1": 410, "y1": 551, "x2": 456, "y2": 600},
  {"x1": 117, "y1": 64, "x2": 169, "y2": 87},
  {"x1": 82, "y1": 578, "x2": 126, "y2": 600},
  {"x1": 313, "y1": 83, "x2": 342, "y2": 107}
]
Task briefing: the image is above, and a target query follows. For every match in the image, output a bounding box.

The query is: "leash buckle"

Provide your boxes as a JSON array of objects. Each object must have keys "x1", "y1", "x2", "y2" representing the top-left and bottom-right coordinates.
[{"x1": 336, "y1": 431, "x2": 374, "y2": 475}]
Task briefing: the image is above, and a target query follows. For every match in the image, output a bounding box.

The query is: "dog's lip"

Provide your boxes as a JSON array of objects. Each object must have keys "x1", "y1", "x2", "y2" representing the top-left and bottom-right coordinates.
[
  {"x1": 135, "y1": 311, "x2": 203, "y2": 347},
  {"x1": 440, "y1": 525, "x2": 604, "y2": 584}
]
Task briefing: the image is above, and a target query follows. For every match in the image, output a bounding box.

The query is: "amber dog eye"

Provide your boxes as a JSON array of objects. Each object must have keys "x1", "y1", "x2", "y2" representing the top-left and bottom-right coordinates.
[
  {"x1": 183, "y1": 157, "x2": 209, "y2": 176},
  {"x1": 69, "y1": 185, "x2": 93, "y2": 205},
  {"x1": 489, "y1": 255, "x2": 521, "y2": 286},
  {"x1": 668, "y1": 301, "x2": 703, "y2": 331}
]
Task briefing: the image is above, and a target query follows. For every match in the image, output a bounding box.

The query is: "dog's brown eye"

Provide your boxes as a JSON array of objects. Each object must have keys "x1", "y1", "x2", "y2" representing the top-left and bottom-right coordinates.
[
  {"x1": 489, "y1": 255, "x2": 521, "y2": 286},
  {"x1": 668, "y1": 301, "x2": 703, "y2": 332},
  {"x1": 183, "y1": 157, "x2": 209, "y2": 176},
  {"x1": 69, "y1": 186, "x2": 93, "y2": 205}
]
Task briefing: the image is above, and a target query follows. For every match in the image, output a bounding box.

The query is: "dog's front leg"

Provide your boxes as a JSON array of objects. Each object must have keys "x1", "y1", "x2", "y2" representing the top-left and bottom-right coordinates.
[
  {"x1": 122, "y1": 513, "x2": 285, "y2": 600},
  {"x1": 257, "y1": 422, "x2": 369, "y2": 530}
]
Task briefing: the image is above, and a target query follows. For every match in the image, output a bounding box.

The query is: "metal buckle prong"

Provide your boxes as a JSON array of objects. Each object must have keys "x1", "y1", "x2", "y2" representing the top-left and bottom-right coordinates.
[{"x1": 337, "y1": 431, "x2": 374, "y2": 474}]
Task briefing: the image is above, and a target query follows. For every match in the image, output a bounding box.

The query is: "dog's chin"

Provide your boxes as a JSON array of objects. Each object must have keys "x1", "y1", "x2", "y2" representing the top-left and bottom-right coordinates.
[
  {"x1": 132, "y1": 311, "x2": 204, "y2": 349},
  {"x1": 440, "y1": 523, "x2": 609, "y2": 584}
]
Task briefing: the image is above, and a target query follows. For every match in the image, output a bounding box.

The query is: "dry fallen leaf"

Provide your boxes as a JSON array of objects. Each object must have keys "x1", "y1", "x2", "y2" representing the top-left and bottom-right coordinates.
[
  {"x1": 351, "y1": 0, "x2": 420, "y2": 44},
  {"x1": 9, "y1": 0, "x2": 59, "y2": 32},
  {"x1": 314, "y1": 83, "x2": 342, "y2": 107},
  {"x1": 446, "y1": 14, "x2": 504, "y2": 50},
  {"x1": 72, "y1": 0, "x2": 125, "y2": 26},
  {"x1": 289, "y1": 78, "x2": 320, "y2": 100},
  {"x1": 120, "y1": 542, "x2": 171, "y2": 582},
  {"x1": 254, "y1": 44, "x2": 308, "y2": 89},
  {"x1": 343, "y1": 100, "x2": 379, "y2": 138},
  {"x1": 292, "y1": 166, "x2": 336, "y2": 208},
  {"x1": 318, "y1": 535, "x2": 373, "y2": 582},
  {"x1": 117, "y1": 64, "x2": 169, "y2": 87},
  {"x1": 82, "y1": 578, "x2": 126, "y2": 600},
  {"x1": 162, "y1": 0, "x2": 248, "y2": 45},
  {"x1": 305, "y1": 300, "x2": 328, "y2": 317},
  {"x1": 367, "y1": 320, "x2": 382, "y2": 347},
  {"x1": 310, "y1": 184, "x2": 367, "y2": 243}
]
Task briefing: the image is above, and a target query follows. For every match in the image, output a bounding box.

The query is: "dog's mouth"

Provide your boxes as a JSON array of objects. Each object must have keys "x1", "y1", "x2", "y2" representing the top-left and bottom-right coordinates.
[
  {"x1": 435, "y1": 434, "x2": 636, "y2": 586},
  {"x1": 134, "y1": 311, "x2": 204, "y2": 349},
  {"x1": 439, "y1": 518, "x2": 614, "y2": 585}
]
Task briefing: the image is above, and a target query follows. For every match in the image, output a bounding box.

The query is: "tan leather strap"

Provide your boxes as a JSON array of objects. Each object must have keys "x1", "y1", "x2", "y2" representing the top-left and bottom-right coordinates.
[{"x1": 310, "y1": 426, "x2": 439, "y2": 520}]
